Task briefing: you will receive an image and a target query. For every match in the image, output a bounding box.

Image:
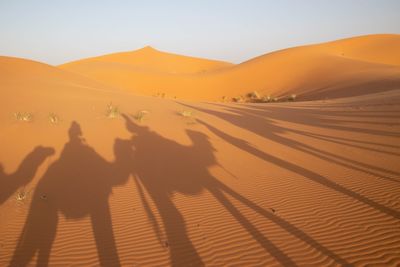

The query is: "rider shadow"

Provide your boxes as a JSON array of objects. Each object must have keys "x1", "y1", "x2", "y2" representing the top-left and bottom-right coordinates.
[
  {"x1": 10, "y1": 121, "x2": 132, "y2": 267},
  {"x1": 0, "y1": 146, "x2": 54, "y2": 205},
  {"x1": 179, "y1": 102, "x2": 400, "y2": 220},
  {"x1": 122, "y1": 114, "x2": 347, "y2": 266}
]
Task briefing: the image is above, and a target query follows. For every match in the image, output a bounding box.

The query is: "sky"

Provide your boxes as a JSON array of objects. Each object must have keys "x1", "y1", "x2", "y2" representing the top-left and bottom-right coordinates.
[{"x1": 0, "y1": 0, "x2": 399, "y2": 65}]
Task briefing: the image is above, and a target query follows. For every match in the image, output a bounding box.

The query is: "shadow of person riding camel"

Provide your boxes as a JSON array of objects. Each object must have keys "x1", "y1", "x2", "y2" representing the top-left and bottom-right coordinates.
[
  {"x1": 0, "y1": 146, "x2": 54, "y2": 205},
  {"x1": 122, "y1": 114, "x2": 347, "y2": 266},
  {"x1": 10, "y1": 121, "x2": 133, "y2": 267},
  {"x1": 178, "y1": 102, "x2": 400, "y2": 220},
  {"x1": 10, "y1": 116, "x2": 348, "y2": 266}
]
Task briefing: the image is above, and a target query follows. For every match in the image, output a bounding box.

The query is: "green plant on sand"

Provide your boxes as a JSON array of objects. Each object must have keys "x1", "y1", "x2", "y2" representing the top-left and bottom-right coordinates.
[
  {"x1": 180, "y1": 110, "x2": 194, "y2": 117},
  {"x1": 49, "y1": 113, "x2": 60, "y2": 124},
  {"x1": 106, "y1": 103, "x2": 119, "y2": 119},
  {"x1": 134, "y1": 110, "x2": 149, "y2": 122},
  {"x1": 14, "y1": 112, "x2": 33, "y2": 122}
]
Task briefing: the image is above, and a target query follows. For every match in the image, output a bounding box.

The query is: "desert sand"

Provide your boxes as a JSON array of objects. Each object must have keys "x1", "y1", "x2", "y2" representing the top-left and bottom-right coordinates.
[
  {"x1": 0, "y1": 34, "x2": 400, "y2": 266},
  {"x1": 60, "y1": 34, "x2": 400, "y2": 101}
]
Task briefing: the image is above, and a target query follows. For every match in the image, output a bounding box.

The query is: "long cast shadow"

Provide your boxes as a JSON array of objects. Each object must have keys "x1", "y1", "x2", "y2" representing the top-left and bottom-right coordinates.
[
  {"x1": 122, "y1": 114, "x2": 348, "y2": 266},
  {"x1": 209, "y1": 102, "x2": 400, "y2": 137},
  {"x1": 10, "y1": 122, "x2": 132, "y2": 267},
  {"x1": 195, "y1": 118, "x2": 400, "y2": 220},
  {"x1": 214, "y1": 104, "x2": 400, "y2": 178},
  {"x1": 0, "y1": 146, "x2": 54, "y2": 205},
  {"x1": 184, "y1": 103, "x2": 400, "y2": 184}
]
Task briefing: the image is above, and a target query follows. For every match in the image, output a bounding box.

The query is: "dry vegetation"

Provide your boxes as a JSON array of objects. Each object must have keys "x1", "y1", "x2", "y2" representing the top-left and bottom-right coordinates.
[
  {"x1": 106, "y1": 103, "x2": 119, "y2": 119},
  {"x1": 14, "y1": 112, "x2": 33, "y2": 122},
  {"x1": 231, "y1": 91, "x2": 297, "y2": 103}
]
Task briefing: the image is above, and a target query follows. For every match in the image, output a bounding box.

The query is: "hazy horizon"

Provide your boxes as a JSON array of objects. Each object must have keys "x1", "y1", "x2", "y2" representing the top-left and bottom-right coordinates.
[{"x1": 1, "y1": 0, "x2": 399, "y2": 65}]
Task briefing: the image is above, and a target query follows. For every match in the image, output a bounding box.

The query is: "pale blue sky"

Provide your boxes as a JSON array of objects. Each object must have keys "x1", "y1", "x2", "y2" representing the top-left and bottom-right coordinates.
[{"x1": 0, "y1": 0, "x2": 399, "y2": 65}]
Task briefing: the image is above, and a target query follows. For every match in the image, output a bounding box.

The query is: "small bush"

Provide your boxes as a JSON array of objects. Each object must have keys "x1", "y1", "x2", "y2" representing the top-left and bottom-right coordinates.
[
  {"x1": 106, "y1": 103, "x2": 119, "y2": 119},
  {"x1": 247, "y1": 91, "x2": 261, "y2": 100},
  {"x1": 14, "y1": 112, "x2": 33, "y2": 122},
  {"x1": 49, "y1": 113, "x2": 60, "y2": 124},
  {"x1": 134, "y1": 110, "x2": 149, "y2": 122},
  {"x1": 16, "y1": 189, "x2": 30, "y2": 202},
  {"x1": 180, "y1": 110, "x2": 194, "y2": 117},
  {"x1": 180, "y1": 110, "x2": 196, "y2": 124},
  {"x1": 261, "y1": 96, "x2": 271, "y2": 103},
  {"x1": 232, "y1": 96, "x2": 244, "y2": 103},
  {"x1": 287, "y1": 94, "x2": 297, "y2": 101}
]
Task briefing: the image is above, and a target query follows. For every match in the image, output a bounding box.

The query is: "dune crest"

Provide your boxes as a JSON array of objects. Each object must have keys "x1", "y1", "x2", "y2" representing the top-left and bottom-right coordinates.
[
  {"x1": 60, "y1": 45, "x2": 234, "y2": 75},
  {"x1": 1, "y1": 34, "x2": 400, "y2": 266},
  {"x1": 58, "y1": 34, "x2": 400, "y2": 101}
]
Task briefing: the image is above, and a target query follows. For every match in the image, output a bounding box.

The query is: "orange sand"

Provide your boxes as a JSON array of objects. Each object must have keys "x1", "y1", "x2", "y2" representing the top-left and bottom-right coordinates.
[
  {"x1": 1, "y1": 35, "x2": 400, "y2": 266},
  {"x1": 60, "y1": 34, "x2": 400, "y2": 101}
]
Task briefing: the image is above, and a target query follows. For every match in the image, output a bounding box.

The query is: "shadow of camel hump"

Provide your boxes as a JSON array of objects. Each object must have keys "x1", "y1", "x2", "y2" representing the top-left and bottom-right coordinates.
[
  {"x1": 0, "y1": 146, "x2": 54, "y2": 205},
  {"x1": 179, "y1": 102, "x2": 400, "y2": 220},
  {"x1": 122, "y1": 114, "x2": 347, "y2": 266},
  {"x1": 123, "y1": 114, "x2": 204, "y2": 266},
  {"x1": 10, "y1": 121, "x2": 132, "y2": 267}
]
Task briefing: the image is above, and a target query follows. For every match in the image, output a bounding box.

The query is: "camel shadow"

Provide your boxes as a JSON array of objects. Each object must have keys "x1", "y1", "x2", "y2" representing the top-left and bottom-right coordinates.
[
  {"x1": 122, "y1": 114, "x2": 347, "y2": 266},
  {"x1": 0, "y1": 146, "x2": 54, "y2": 205},
  {"x1": 10, "y1": 121, "x2": 133, "y2": 267},
  {"x1": 9, "y1": 115, "x2": 351, "y2": 266},
  {"x1": 178, "y1": 102, "x2": 400, "y2": 221}
]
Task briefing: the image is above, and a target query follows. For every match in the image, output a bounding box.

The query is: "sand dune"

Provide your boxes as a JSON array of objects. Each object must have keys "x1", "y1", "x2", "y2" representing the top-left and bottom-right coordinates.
[
  {"x1": 61, "y1": 46, "x2": 233, "y2": 75},
  {"x1": 1, "y1": 36, "x2": 400, "y2": 266},
  {"x1": 59, "y1": 34, "x2": 400, "y2": 101}
]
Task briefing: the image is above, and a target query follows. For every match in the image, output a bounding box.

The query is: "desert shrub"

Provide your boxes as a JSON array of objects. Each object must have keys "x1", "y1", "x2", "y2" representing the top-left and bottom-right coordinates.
[
  {"x1": 49, "y1": 113, "x2": 60, "y2": 124},
  {"x1": 261, "y1": 96, "x2": 271, "y2": 103},
  {"x1": 134, "y1": 110, "x2": 149, "y2": 122},
  {"x1": 247, "y1": 91, "x2": 261, "y2": 100},
  {"x1": 106, "y1": 103, "x2": 119, "y2": 119},
  {"x1": 180, "y1": 110, "x2": 196, "y2": 124},
  {"x1": 14, "y1": 112, "x2": 33, "y2": 122},
  {"x1": 287, "y1": 94, "x2": 297, "y2": 101},
  {"x1": 16, "y1": 190, "x2": 28, "y2": 201},
  {"x1": 180, "y1": 110, "x2": 194, "y2": 117},
  {"x1": 232, "y1": 96, "x2": 244, "y2": 103}
]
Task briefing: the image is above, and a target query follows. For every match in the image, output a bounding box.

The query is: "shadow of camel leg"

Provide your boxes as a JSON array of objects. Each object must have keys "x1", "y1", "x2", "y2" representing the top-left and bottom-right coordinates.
[
  {"x1": 91, "y1": 199, "x2": 121, "y2": 267},
  {"x1": 215, "y1": 180, "x2": 348, "y2": 265},
  {"x1": 207, "y1": 186, "x2": 296, "y2": 266},
  {"x1": 10, "y1": 198, "x2": 58, "y2": 267},
  {"x1": 134, "y1": 177, "x2": 164, "y2": 246},
  {"x1": 150, "y1": 193, "x2": 203, "y2": 267}
]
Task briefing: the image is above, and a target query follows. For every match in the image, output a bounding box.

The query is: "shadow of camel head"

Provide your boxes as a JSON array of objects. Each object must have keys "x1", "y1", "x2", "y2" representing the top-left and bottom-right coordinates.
[{"x1": 122, "y1": 114, "x2": 150, "y2": 135}]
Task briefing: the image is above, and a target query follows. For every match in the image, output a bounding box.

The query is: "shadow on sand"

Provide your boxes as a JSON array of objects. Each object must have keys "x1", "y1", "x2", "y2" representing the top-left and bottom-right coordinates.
[
  {"x1": 10, "y1": 122, "x2": 132, "y2": 267},
  {"x1": 0, "y1": 146, "x2": 54, "y2": 205},
  {"x1": 8, "y1": 116, "x2": 349, "y2": 266},
  {"x1": 121, "y1": 114, "x2": 347, "y2": 266},
  {"x1": 179, "y1": 102, "x2": 400, "y2": 221}
]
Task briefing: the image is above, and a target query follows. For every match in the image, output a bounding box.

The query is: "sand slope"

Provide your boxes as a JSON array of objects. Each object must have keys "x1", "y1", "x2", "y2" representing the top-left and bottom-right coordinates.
[
  {"x1": 1, "y1": 51, "x2": 400, "y2": 265},
  {"x1": 59, "y1": 34, "x2": 400, "y2": 101},
  {"x1": 61, "y1": 46, "x2": 233, "y2": 75}
]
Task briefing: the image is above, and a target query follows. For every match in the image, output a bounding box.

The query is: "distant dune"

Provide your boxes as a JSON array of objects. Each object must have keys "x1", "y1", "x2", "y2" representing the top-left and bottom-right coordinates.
[
  {"x1": 61, "y1": 46, "x2": 233, "y2": 75},
  {"x1": 0, "y1": 56, "x2": 125, "y2": 118},
  {"x1": 59, "y1": 34, "x2": 400, "y2": 101},
  {"x1": 1, "y1": 35, "x2": 400, "y2": 266}
]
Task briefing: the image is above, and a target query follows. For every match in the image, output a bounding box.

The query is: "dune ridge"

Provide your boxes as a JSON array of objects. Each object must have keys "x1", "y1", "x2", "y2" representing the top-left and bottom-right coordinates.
[
  {"x1": 59, "y1": 34, "x2": 400, "y2": 101},
  {"x1": 0, "y1": 34, "x2": 400, "y2": 266}
]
